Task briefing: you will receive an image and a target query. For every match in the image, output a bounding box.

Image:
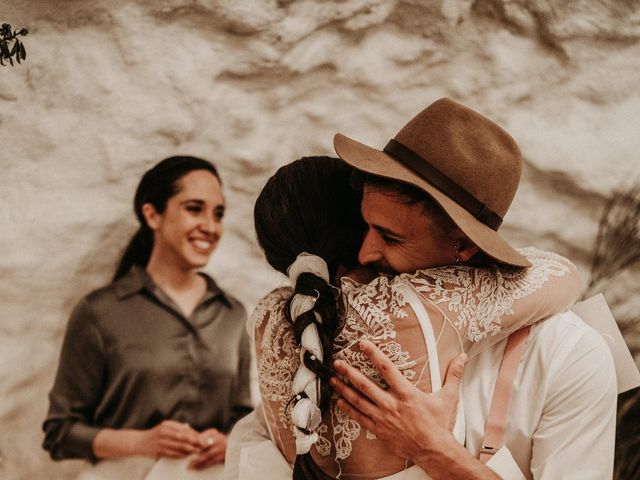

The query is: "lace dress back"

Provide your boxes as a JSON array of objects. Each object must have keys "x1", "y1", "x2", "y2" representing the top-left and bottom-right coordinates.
[{"x1": 252, "y1": 248, "x2": 581, "y2": 479}]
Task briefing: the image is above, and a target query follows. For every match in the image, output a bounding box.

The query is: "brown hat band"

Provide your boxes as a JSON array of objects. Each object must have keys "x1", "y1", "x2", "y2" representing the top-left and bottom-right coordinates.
[{"x1": 383, "y1": 139, "x2": 503, "y2": 231}]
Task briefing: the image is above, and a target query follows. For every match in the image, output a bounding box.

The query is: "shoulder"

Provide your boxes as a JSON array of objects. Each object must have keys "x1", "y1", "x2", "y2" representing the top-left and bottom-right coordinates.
[
  {"x1": 250, "y1": 287, "x2": 293, "y2": 334},
  {"x1": 69, "y1": 282, "x2": 120, "y2": 323},
  {"x1": 61, "y1": 282, "x2": 121, "y2": 346},
  {"x1": 466, "y1": 311, "x2": 613, "y2": 385},
  {"x1": 528, "y1": 311, "x2": 614, "y2": 378},
  {"x1": 82, "y1": 282, "x2": 120, "y2": 308},
  {"x1": 530, "y1": 311, "x2": 610, "y2": 356},
  {"x1": 256, "y1": 287, "x2": 293, "y2": 307}
]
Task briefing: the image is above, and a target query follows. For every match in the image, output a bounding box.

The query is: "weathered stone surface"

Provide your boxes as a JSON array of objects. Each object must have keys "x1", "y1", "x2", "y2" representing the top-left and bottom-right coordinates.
[{"x1": 1, "y1": 1, "x2": 639, "y2": 478}]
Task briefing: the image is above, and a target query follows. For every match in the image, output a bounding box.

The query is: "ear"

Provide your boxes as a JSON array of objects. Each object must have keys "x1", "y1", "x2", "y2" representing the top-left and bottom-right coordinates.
[
  {"x1": 450, "y1": 230, "x2": 480, "y2": 263},
  {"x1": 141, "y1": 203, "x2": 161, "y2": 230}
]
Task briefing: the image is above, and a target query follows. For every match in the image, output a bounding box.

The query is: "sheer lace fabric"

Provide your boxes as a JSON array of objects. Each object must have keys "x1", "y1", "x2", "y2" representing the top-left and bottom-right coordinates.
[{"x1": 252, "y1": 248, "x2": 581, "y2": 479}]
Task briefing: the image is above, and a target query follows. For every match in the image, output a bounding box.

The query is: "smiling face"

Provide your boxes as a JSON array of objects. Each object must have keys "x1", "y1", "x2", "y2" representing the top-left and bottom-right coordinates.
[
  {"x1": 358, "y1": 185, "x2": 459, "y2": 274},
  {"x1": 144, "y1": 169, "x2": 225, "y2": 271}
]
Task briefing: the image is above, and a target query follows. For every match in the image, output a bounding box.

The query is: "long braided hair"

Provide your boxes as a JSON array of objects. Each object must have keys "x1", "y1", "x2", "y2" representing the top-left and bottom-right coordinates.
[{"x1": 254, "y1": 156, "x2": 365, "y2": 479}]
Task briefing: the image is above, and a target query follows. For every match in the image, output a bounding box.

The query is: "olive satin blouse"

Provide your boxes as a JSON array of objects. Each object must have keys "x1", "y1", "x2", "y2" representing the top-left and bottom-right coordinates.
[{"x1": 43, "y1": 266, "x2": 253, "y2": 461}]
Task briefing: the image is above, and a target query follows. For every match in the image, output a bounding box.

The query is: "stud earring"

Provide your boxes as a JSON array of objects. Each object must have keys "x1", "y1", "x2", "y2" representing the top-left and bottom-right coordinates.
[{"x1": 454, "y1": 243, "x2": 461, "y2": 264}]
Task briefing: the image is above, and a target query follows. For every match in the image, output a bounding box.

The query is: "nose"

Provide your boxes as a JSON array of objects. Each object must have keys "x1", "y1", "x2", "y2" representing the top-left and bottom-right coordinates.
[
  {"x1": 201, "y1": 213, "x2": 222, "y2": 238},
  {"x1": 358, "y1": 229, "x2": 383, "y2": 266}
]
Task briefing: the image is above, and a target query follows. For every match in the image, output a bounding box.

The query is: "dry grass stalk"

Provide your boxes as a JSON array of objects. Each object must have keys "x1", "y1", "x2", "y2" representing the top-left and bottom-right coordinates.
[{"x1": 585, "y1": 183, "x2": 640, "y2": 480}]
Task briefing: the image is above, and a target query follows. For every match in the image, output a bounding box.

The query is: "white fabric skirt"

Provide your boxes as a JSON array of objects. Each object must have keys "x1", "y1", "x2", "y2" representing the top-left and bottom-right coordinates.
[
  {"x1": 237, "y1": 440, "x2": 430, "y2": 480},
  {"x1": 76, "y1": 456, "x2": 225, "y2": 480}
]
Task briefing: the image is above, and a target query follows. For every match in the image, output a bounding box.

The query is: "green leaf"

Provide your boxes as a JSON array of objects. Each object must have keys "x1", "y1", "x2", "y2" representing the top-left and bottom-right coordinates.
[
  {"x1": 9, "y1": 40, "x2": 18, "y2": 56},
  {"x1": 20, "y1": 42, "x2": 26, "y2": 60}
]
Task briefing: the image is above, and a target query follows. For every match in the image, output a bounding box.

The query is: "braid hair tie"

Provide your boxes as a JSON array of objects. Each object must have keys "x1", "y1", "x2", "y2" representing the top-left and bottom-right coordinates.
[
  {"x1": 287, "y1": 252, "x2": 330, "y2": 285},
  {"x1": 286, "y1": 252, "x2": 331, "y2": 455}
]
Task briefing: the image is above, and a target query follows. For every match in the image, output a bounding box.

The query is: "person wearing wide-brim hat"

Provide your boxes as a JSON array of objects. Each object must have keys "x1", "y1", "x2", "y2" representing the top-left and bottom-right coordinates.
[
  {"x1": 335, "y1": 97, "x2": 529, "y2": 268},
  {"x1": 331, "y1": 98, "x2": 617, "y2": 478}
]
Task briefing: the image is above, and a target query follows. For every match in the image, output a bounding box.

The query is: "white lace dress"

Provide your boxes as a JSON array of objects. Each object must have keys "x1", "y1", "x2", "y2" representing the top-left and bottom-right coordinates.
[{"x1": 252, "y1": 248, "x2": 581, "y2": 479}]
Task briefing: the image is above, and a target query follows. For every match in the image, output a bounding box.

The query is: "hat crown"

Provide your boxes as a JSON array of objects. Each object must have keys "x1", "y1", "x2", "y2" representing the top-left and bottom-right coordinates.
[{"x1": 393, "y1": 98, "x2": 522, "y2": 218}]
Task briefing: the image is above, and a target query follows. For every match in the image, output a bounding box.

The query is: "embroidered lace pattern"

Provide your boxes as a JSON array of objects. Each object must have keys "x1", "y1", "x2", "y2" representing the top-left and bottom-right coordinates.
[
  {"x1": 253, "y1": 248, "x2": 580, "y2": 477},
  {"x1": 399, "y1": 247, "x2": 576, "y2": 342}
]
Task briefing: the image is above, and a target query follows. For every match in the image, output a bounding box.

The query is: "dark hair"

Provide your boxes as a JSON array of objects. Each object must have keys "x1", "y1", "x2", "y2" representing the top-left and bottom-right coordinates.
[
  {"x1": 254, "y1": 156, "x2": 364, "y2": 480},
  {"x1": 113, "y1": 156, "x2": 221, "y2": 281},
  {"x1": 351, "y1": 170, "x2": 458, "y2": 236}
]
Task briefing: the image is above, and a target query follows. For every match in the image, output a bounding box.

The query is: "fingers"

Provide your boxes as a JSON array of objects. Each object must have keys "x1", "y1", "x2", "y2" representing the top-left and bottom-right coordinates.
[
  {"x1": 330, "y1": 374, "x2": 380, "y2": 419},
  {"x1": 188, "y1": 429, "x2": 227, "y2": 469},
  {"x1": 155, "y1": 420, "x2": 202, "y2": 457},
  {"x1": 332, "y1": 356, "x2": 394, "y2": 408},
  {"x1": 197, "y1": 428, "x2": 222, "y2": 449},
  {"x1": 163, "y1": 439, "x2": 200, "y2": 455},
  {"x1": 442, "y1": 353, "x2": 467, "y2": 397},
  {"x1": 160, "y1": 445, "x2": 193, "y2": 458},
  {"x1": 335, "y1": 398, "x2": 377, "y2": 433},
  {"x1": 189, "y1": 450, "x2": 224, "y2": 469},
  {"x1": 358, "y1": 340, "x2": 412, "y2": 395}
]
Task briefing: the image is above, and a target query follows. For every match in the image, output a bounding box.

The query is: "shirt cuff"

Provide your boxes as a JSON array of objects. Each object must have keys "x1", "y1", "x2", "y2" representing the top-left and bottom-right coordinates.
[
  {"x1": 485, "y1": 446, "x2": 526, "y2": 480},
  {"x1": 66, "y1": 423, "x2": 102, "y2": 462}
]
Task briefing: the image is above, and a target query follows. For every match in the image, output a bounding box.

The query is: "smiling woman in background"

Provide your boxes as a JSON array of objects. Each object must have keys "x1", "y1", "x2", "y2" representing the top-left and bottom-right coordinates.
[{"x1": 42, "y1": 156, "x2": 253, "y2": 479}]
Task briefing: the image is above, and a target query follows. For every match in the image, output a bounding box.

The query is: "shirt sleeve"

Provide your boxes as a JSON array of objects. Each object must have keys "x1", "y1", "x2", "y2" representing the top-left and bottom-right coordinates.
[
  {"x1": 529, "y1": 329, "x2": 616, "y2": 479},
  {"x1": 42, "y1": 298, "x2": 105, "y2": 462}
]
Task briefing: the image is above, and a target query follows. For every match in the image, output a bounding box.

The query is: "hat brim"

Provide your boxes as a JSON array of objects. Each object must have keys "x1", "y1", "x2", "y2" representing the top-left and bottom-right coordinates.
[{"x1": 334, "y1": 133, "x2": 531, "y2": 268}]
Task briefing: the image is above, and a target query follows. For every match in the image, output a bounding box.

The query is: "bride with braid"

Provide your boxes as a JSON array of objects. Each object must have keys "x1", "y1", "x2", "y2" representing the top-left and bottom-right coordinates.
[{"x1": 248, "y1": 156, "x2": 581, "y2": 479}]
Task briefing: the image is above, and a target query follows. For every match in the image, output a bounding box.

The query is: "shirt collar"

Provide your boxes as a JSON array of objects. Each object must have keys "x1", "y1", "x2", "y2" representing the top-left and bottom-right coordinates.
[{"x1": 115, "y1": 265, "x2": 231, "y2": 308}]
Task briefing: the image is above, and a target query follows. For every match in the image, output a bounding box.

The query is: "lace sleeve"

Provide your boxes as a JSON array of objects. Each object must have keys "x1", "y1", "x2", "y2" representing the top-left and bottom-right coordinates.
[
  {"x1": 251, "y1": 287, "x2": 301, "y2": 461},
  {"x1": 402, "y1": 247, "x2": 582, "y2": 352},
  {"x1": 252, "y1": 287, "x2": 298, "y2": 400}
]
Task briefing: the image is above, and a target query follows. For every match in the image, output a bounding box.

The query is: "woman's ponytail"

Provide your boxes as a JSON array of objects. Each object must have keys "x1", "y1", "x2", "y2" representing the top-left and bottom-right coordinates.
[{"x1": 112, "y1": 227, "x2": 153, "y2": 281}]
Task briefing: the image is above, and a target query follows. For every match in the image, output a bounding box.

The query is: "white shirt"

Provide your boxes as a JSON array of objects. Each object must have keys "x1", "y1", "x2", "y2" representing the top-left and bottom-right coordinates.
[{"x1": 463, "y1": 311, "x2": 617, "y2": 479}]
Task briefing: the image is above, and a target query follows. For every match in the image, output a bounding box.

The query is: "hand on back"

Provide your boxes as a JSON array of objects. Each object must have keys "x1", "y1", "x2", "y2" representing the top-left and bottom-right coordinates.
[{"x1": 331, "y1": 339, "x2": 466, "y2": 463}]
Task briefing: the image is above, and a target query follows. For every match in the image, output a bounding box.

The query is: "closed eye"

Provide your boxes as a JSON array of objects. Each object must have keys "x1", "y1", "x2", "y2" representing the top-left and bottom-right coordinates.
[
  {"x1": 371, "y1": 225, "x2": 402, "y2": 245},
  {"x1": 381, "y1": 233, "x2": 401, "y2": 245}
]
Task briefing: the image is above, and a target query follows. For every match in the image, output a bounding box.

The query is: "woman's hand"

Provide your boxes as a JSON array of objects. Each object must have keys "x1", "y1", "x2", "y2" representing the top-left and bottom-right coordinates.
[
  {"x1": 93, "y1": 420, "x2": 201, "y2": 459},
  {"x1": 188, "y1": 428, "x2": 228, "y2": 469},
  {"x1": 138, "y1": 420, "x2": 202, "y2": 458}
]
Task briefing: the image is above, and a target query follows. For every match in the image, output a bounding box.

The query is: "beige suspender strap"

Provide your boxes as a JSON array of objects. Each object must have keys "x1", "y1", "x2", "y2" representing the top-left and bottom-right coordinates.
[{"x1": 479, "y1": 326, "x2": 531, "y2": 464}]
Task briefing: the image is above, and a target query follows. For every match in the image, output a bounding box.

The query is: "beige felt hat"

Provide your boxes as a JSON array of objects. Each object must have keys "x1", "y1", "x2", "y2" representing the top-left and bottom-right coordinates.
[{"x1": 334, "y1": 97, "x2": 530, "y2": 267}]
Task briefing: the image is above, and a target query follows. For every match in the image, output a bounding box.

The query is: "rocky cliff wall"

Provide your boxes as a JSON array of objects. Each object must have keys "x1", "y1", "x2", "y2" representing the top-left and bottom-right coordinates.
[{"x1": 1, "y1": 1, "x2": 639, "y2": 478}]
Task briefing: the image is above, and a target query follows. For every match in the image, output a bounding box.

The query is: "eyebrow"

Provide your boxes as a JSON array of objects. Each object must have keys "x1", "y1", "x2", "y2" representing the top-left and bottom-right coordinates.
[{"x1": 180, "y1": 199, "x2": 226, "y2": 209}]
